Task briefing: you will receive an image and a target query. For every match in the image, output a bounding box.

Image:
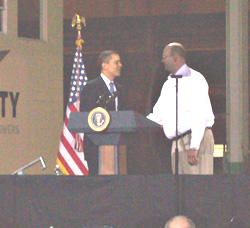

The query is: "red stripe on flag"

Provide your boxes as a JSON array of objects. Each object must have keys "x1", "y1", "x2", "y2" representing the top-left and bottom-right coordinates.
[
  {"x1": 69, "y1": 103, "x2": 78, "y2": 112},
  {"x1": 57, "y1": 151, "x2": 74, "y2": 175},
  {"x1": 61, "y1": 133, "x2": 88, "y2": 175},
  {"x1": 64, "y1": 115, "x2": 69, "y2": 127}
]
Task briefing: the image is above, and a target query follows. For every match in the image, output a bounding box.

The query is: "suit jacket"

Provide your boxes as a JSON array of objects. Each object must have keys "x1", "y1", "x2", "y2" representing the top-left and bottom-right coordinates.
[{"x1": 80, "y1": 75, "x2": 127, "y2": 112}]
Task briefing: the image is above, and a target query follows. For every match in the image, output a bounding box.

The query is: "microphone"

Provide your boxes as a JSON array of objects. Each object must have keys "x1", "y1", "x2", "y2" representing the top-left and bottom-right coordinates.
[
  {"x1": 106, "y1": 91, "x2": 118, "y2": 104},
  {"x1": 96, "y1": 94, "x2": 108, "y2": 105},
  {"x1": 39, "y1": 156, "x2": 46, "y2": 170}
]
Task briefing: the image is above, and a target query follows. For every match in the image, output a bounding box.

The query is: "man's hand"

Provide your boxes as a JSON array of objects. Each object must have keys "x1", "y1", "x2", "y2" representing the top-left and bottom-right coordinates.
[{"x1": 187, "y1": 149, "x2": 199, "y2": 165}]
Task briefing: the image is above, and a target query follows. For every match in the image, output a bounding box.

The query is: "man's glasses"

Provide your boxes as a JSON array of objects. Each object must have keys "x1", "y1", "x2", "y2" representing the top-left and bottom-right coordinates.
[{"x1": 162, "y1": 55, "x2": 172, "y2": 59}]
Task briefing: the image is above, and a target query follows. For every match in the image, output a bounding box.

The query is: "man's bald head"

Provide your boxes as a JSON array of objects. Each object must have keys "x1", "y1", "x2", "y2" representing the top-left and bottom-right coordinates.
[{"x1": 165, "y1": 215, "x2": 196, "y2": 228}]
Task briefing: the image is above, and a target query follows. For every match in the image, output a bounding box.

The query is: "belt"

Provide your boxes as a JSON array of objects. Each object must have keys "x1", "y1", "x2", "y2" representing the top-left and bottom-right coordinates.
[
  {"x1": 172, "y1": 127, "x2": 212, "y2": 141},
  {"x1": 172, "y1": 130, "x2": 191, "y2": 141}
]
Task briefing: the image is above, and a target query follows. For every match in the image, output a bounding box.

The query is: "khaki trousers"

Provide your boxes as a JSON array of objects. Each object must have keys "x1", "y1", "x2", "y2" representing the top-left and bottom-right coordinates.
[{"x1": 171, "y1": 129, "x2": 214, "y2": 175}]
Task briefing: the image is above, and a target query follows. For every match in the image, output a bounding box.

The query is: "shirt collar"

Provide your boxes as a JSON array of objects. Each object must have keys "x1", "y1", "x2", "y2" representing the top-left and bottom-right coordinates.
[
  {"x1": 169, "y1": 64, "x2": 191, "y2": 78},
  {"x1": 100, "y1": 73, "x2": 114, "y2": 87}
]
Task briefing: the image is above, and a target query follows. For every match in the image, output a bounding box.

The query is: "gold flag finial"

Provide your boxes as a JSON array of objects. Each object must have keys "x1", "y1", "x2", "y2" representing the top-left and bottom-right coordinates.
[
  {"x1": 72, "y1": 14, "x2": 86, "y2": 49},
  {"x1": 72, "y1": 14, "x2": 86, "y2": 35}
]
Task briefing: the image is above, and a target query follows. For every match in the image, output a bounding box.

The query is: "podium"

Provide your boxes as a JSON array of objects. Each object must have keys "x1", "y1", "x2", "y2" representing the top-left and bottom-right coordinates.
[{"x1": 68, "y1": 110, "x2": 161, "y2": 175}]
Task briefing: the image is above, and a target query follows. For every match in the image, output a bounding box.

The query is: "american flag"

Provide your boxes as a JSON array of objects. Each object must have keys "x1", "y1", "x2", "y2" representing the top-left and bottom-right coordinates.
[{"x1": 56, "y1": 40, "x2": 88, "y2": 175}]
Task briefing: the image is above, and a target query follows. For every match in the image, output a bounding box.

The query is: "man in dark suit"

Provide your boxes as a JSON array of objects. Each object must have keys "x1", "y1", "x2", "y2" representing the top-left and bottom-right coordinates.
[{"x1": 80, "y1": 50, "x2": 127, "y2": 175}]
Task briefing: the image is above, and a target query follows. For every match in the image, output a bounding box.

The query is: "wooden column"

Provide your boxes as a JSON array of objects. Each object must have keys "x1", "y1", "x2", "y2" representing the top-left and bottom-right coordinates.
[{"x1": 225, "y1": 0, "x2": 249, "y2": 173}]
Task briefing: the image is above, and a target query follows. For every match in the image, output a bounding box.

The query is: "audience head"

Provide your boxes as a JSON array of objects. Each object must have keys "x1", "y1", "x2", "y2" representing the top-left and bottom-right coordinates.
[{"x1": 165, "y1": 215, "x2": 196, "y2": 228}]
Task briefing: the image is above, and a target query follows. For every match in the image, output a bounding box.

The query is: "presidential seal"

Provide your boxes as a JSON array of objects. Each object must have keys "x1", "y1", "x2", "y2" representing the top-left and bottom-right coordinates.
[{"x1": 88, "y1": 107, "x2": 110, "y2": 132}]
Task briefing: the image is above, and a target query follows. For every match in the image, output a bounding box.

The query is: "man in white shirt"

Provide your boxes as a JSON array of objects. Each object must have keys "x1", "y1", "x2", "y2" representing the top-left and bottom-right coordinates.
[{"x1": 147, "y1": 42, "x2": 215, "y2": 174}]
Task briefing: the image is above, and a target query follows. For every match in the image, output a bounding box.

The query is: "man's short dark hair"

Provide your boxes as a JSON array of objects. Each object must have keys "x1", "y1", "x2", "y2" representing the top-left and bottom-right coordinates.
[{"x1": 97, "y1": 50, "x2": 119, "y2": 69}]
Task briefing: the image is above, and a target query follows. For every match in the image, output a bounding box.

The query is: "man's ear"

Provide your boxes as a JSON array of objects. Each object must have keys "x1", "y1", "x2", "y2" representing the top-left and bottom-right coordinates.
[
  {"x1": 173, "y1": 54, "x2": 178, "y2": 62},
  {"x1": 102, "y1": 62, "x2": 107, "y2": 70}
]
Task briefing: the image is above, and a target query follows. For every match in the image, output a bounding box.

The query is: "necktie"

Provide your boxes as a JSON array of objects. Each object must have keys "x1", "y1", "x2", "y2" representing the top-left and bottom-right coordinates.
[
  {"x1": 109, "y1": 81, "x2": 116, "y2": 110},
  {"x1": 109, "y1": 81, "x2": 114, "y2": 94}
]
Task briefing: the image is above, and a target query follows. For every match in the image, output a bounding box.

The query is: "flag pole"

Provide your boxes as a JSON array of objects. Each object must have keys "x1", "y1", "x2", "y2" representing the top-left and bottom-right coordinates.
[{"x1": 71, "y1": 14, "x2": 86, "y2": 153}]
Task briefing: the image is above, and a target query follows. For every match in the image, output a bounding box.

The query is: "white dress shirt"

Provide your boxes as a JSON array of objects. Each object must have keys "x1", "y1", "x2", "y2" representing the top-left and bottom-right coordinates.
[
  {"x1": 100, "y1": 73, "x2": 118, "y2": 111},
  {"x1": 147, "y1": 64, "x2": 214, "y2": 150}
]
